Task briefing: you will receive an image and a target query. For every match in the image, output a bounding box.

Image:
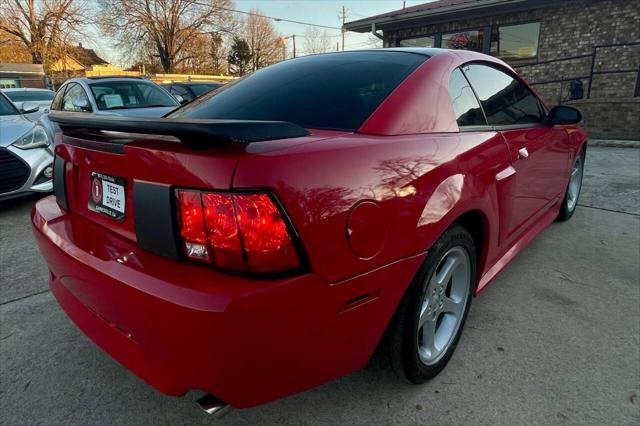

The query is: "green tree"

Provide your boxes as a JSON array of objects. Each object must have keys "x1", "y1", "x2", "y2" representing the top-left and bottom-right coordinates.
[{"x1": 227, "y1": 36, "x2": 252, "y2": 76}]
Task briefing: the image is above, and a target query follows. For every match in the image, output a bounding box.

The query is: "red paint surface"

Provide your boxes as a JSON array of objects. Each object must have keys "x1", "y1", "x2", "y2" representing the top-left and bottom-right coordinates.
[{"x1": 33, "y1": 50, "x2": 587, "y2": 408}]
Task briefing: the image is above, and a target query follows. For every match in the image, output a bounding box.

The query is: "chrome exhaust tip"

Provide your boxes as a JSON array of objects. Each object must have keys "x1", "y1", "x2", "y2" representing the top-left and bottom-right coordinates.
[{"x1": 196, "y1": 394, "x2": 233, "y2": 418}]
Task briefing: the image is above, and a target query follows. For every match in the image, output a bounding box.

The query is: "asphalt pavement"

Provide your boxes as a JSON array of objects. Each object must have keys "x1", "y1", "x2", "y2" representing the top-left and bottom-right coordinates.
[{"x1": 1, "y1": 147, "x2": 639, "y2": 425}]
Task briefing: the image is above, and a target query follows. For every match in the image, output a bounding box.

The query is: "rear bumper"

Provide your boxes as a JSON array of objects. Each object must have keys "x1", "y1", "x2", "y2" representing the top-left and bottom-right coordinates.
[{"x1": 32, "y1": 196, "x2": 424, "y2": 408}]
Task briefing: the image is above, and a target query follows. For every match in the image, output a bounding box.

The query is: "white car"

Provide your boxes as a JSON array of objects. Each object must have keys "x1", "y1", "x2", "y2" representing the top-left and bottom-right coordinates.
[
  {"x1": 0, "y1": 91, "x2": 53, "y2": 201},
  {"x1": 39, "y1": 76, "x2": 180, "y2": 145},
  {"x1": 2, "y1": 88, "x2": 55, "y2": 121}
]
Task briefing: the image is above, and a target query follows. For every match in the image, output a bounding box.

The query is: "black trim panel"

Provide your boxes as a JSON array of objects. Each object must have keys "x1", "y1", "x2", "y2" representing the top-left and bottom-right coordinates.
[
  {"x1": 53, "y1": 155, "x2": 68, "y2": 210},
  {"x1": 49, "y1": 111, "x2": 310, "y2": 150},
  {"x1": 133, "y1": 181, "x2": 180, "y2": 260}
]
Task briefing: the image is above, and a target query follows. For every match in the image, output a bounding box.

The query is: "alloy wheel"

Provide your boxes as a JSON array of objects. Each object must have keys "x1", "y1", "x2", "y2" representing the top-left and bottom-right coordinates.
[
  {"x1": 417, "y1": 246, "x2": 471, "y2": 366},
  {"x1": 567, "y1": 154, "x2": 583, "y2": 212}
]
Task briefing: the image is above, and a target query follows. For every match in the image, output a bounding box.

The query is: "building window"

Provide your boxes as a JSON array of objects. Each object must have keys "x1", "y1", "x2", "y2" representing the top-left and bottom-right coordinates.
[
  {"x1": 491, "y1": 22, "x2": 541, "y2": 60},
  {"x1": 0, "y1": 79, "x2": 20, "y2": 89},
  {"x1": 398, "y1": 35, "x2": 436, "y2": 48},
  {"x1": 442, "y1": 29, "x2": 484, "y2": 52}
]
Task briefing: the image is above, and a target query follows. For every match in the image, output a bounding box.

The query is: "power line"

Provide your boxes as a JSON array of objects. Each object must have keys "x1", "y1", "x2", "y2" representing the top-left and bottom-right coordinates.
[{"x1": 193, "y1": 1, "x2": 343, "y2": 30}]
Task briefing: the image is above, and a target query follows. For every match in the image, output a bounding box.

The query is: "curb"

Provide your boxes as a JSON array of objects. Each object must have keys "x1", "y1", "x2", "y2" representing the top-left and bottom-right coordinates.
[{"x1": 588, "y1": 139, "x2": 640, "y2": 148}]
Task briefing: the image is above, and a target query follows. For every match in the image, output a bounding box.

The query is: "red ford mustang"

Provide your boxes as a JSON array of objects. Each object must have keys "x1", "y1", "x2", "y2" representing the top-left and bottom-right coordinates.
[{"x1": 32, "y1": 48, "x2": 586, "y2": 414}]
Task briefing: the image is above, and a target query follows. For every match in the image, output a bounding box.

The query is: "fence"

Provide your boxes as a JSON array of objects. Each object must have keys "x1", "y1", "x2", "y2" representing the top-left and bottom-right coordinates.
[{"x1": 518, "y1": 41, "x2": 640, "y2": 104}]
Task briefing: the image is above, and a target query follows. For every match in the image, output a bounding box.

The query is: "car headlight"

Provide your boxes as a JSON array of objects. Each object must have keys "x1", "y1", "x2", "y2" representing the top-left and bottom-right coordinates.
[{"x1": 12, "y1": 126, "x2": 50, "y2": 150}]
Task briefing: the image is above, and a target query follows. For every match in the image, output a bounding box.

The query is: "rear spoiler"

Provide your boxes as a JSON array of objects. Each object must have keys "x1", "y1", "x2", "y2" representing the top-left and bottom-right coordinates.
[{"x1": 49, "y1": 112, "x2": 310, "y2": 150}]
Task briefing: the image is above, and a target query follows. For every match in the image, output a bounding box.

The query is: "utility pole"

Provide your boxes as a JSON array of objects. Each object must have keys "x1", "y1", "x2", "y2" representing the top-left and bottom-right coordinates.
[
  {"x1": 341, "y1": 5, "x2": 346, "y2": 51},
  {"x1": 292, "y1": 34, "x2": 296, "y2": 58}
]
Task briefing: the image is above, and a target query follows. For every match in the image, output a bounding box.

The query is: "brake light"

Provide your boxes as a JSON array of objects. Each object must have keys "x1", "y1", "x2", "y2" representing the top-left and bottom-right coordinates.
[{"x1": 176, "y1": 190, "x2": 302, "y2": 274}]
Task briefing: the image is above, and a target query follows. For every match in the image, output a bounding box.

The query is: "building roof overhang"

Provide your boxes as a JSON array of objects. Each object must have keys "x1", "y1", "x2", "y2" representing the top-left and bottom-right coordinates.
[{"x1": 344, "y1": 0, "x2": 578, "y2": 33}]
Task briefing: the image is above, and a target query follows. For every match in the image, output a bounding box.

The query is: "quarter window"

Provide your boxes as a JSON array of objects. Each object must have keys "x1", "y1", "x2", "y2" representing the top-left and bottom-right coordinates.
[
  {"x1": 449, "y1": 69, "x2": 486, "y2": 127},
  {"x1": 461, "y1": 64, "x2": 544, "y2": 126}
]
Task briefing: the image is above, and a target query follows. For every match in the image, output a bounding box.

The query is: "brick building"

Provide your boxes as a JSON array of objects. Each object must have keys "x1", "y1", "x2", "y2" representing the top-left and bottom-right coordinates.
[
  {"x1": 0, "y1": 63, "x2": 46, "y2": 89},
  {"x1": 345, "y1": 0, "x2": 640, "y2": 140}
]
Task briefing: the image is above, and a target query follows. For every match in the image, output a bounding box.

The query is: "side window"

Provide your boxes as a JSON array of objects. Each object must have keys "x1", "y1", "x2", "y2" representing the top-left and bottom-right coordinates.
[
  {"x1": 62, "y1": 83, "x2": 91, "y2": 112},
  {"x1": 462, "y1": 64, "x2": 544, "y2": 126},
  {"x1": 171, "y1": 85, "x2": 192, "y2": 101},
  {"x1": 51, "y1": 86, "x2": 66, "y2": 111},
  {"x1": 449, "y1": 68, "x2": 486, "y2": 127}
]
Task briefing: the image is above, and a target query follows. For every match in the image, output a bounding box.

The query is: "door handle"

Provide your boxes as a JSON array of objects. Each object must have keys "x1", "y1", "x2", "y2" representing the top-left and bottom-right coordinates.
[{"x1": 518, "y1": 147, "x2": 529, "y2": 159}]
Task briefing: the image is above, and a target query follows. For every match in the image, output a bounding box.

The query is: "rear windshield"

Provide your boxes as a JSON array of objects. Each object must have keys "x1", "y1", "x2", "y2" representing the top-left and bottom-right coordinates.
[
  {"x1": 169, "y1": 51, "x2": 428, "y2": 131},
  {"x1": 5, "y1": 90, "x2": 55, "y2": 102},
  {"x1": 89, "y1": 80, "x2": 178, "y2": 110},
  {"x1": 188, "y1": 83, "x2": 223, "y2": 96}
]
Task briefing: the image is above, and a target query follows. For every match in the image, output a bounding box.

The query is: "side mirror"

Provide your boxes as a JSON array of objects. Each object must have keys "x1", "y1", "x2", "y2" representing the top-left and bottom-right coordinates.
[
  {"x1": 21, "y1": 102, "x2": 40, "y2": 114},
  {"x1": 72, "y1": 97, "x2": 91, "y2": 111},
  {"x1": 548, "y1": 105, "x2": 582, "y2": 125},
  {"x1": 175, "y1": 94, "x2": 188, "y2": 104}
]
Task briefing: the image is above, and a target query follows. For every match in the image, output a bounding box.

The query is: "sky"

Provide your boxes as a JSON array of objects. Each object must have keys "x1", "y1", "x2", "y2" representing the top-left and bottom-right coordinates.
[{"x1": 90, "y1": 0, "x2": 429, "y2": 65}]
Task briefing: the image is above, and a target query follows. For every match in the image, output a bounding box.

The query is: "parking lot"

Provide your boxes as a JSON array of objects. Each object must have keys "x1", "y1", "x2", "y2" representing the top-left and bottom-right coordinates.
[{"x1": 1, "y1": 146, "x2": 638, "y2": 425}]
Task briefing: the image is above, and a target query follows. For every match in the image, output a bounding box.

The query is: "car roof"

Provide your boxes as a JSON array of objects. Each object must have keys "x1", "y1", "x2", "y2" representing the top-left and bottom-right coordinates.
[
  {"x1": 1, "y1": 88, "x2": 55, "y2": 92},
  {"x1": 65, "y1": 76, "x2": 152, "y2": 85}
]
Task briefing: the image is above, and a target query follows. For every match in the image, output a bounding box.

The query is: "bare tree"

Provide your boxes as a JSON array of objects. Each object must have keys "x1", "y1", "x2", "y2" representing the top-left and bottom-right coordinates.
[
  {"x1": 0, "y1": 0, "x2": 90, "y2": 66},
  {"x1": 243, "y1": 8, "x2": 280, "y2": 71},
  {"x1": 303, "y1": 27, "x2": 332, "y2": 55},
  {"x1": 97, "y1": 0, "x2": 234, "y2": 73}
]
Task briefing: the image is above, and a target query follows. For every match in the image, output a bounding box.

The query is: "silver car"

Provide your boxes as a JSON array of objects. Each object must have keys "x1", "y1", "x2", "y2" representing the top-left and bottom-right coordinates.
[
  {"x1": 2, "y1": 88, "x2": 55, "y2": 121},
  {"x1": 0, "y1": 91, "x2": 53, "y2": 201},
  {"x1": 39, "y1": 76, "x2": 179, "y2": 143}
]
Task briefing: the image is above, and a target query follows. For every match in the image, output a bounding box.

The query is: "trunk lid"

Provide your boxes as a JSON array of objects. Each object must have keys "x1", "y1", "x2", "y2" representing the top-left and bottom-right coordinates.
[{"x1": 49, "y1": 112, "x2": 336, "y2": 249}]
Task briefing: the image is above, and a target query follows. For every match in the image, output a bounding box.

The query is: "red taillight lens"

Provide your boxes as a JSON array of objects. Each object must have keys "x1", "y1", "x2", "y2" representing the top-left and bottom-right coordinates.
[
  {"x1": 202, "y1": 193, "x2": 245, "y2": 271},
  {"x1": 175, "y1": 190, "x2": 302, "y2": 274},
  {"x1": 176, "y1": 190, "x2": 209, "y2": 261},
  {"x1": 234, "y1": 194, "x2": 301, "y2": 273}
]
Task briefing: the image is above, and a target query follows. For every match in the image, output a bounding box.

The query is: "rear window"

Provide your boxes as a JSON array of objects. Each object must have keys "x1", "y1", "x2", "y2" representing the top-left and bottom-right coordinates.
[
  {"x1": 5, "y1": 90, "x2": 55, "y2": 102},
  {"x1": 188, "y1": 83, "x2": 222, "y2": 96},
  {"x1": 170, "y1": 51, "x2": 428, "y2": 131}
]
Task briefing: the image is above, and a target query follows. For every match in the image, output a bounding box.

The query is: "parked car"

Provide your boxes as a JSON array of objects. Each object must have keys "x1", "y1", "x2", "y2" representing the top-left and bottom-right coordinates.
[
  {"x1": 33, "y1": 48, "x2": 586, "y2": 414},
  {"x1": 161, "y1": 82, "x2": 224, "y2": 103},
  {"x1": 2, "y1": 88, "x2": 55, "y2": 121},
  {"x1": 39, "y1": 76, "x2": 179, "y2": 145},
  {"x1": 0, "y1": 91, "x2": 52, "y2": 201}
]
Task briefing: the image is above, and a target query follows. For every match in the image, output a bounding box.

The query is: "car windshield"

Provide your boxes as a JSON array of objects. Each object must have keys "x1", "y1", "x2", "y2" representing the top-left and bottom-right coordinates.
[
  {"x1": 0, "y1": 93, "x2": 19, "y2": 116},
  {"x1": 5, "y1": 90, "x2": 55, "y2": 102},
  {"x1": 89, "y1": 80, "x2": 178, "y2": 110},
  {"x1": 188, "y1": 83, "x2": 222, "y2": 97},
  {"x1": 170, "y1": 51, "x2": 428, "y2": 131}
]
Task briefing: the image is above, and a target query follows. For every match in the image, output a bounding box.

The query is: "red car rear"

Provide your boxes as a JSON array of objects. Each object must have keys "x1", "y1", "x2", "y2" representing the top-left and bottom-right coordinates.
[{"x1": 32, "y1": 48, "x2": 586, "y2": 413}]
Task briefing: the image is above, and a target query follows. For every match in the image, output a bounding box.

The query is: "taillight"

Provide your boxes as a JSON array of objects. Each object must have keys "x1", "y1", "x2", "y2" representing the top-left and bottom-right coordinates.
[{"x1": 176, "y1": 189, "x2": 302, "y2": 274}]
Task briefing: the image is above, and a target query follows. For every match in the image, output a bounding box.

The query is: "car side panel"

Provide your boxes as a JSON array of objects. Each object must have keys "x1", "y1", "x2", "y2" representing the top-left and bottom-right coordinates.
[
  {"x1": 233, "y1": 131, "x2": 512, "y2": 285},
  {"x1": 498, "y1": 126, "x2": 569, "y2": 244}
]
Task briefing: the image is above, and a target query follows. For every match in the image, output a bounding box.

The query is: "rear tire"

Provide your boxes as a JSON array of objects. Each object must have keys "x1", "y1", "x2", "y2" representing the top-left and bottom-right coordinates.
[
  {"x1": 557, "y1": 148, "x2": 585, "y2": 222},
  {"x1": 388, "y1": 225, "x2": 476, "y2": 383}
]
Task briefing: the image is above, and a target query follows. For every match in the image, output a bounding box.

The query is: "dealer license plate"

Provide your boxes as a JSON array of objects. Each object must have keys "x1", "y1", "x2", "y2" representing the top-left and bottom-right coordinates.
[{"x1": 88, "y1": 172, "x2": 126, "y2": 221}]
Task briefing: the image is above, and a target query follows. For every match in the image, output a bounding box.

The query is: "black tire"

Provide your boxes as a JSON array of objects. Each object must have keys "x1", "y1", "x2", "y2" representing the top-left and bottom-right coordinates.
[
  {"x1": 388, "y1": 225, "x2": 476, "y2": 383},
  {"x1": 557, "y1": 148, "x2": 585, "y2": 222}
]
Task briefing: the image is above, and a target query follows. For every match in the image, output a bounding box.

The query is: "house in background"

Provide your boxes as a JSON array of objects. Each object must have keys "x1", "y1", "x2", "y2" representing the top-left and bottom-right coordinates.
[
  {"x1": 49, "y1": 43, "x2": 110, "y2": 75},
  {"x1": 345, "y1": 0, "x2": 640, "y2": 140},
  {"x1": 48, "y1": 43, "x2": 140, "y2": 85},
  {"x1": 0, "y1": 63, "x2": 46, "y2": 89}
]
